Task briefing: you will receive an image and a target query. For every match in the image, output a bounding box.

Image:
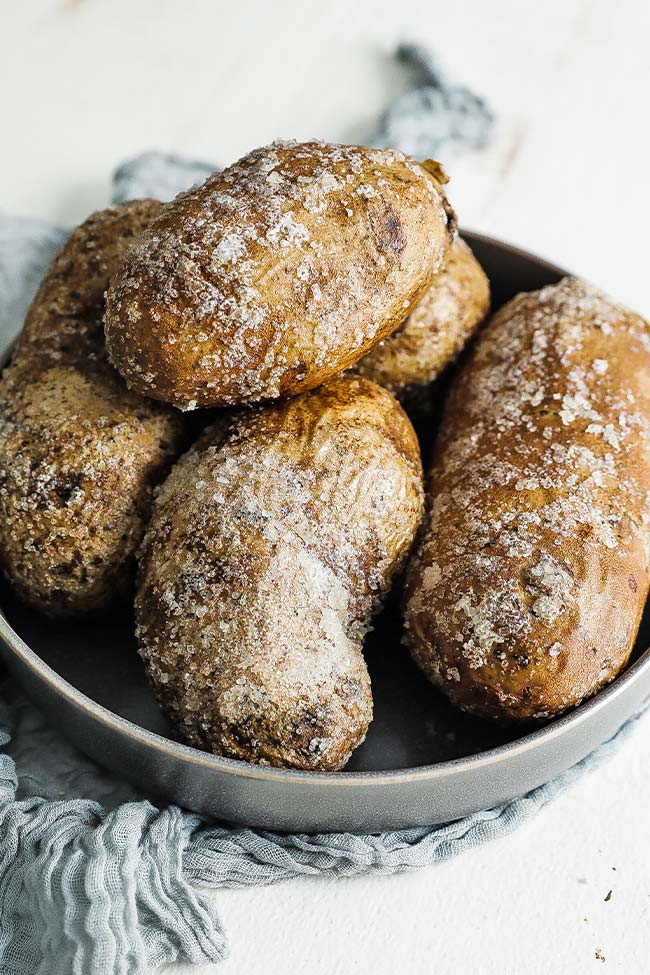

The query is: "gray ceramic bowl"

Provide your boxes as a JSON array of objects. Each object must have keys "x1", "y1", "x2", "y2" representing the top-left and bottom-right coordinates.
[{"x1": 1, "y1": 230, "x2": 649, "y2": 833}]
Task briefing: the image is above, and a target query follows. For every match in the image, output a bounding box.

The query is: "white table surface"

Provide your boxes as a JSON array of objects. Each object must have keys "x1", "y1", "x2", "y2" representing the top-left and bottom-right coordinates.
[{"x1": 2, "y1": 0, "x2": 649, "y2": 971}]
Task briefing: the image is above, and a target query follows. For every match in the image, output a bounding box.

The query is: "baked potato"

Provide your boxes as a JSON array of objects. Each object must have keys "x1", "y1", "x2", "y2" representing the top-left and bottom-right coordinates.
[
  {"x1": 354, "y1": 237, "x2": 489, "y2": 399},
  {"x1": 404, "y1": 277, "x2": 650, "y2": 719},
  {"x1": 104, "y1": 140, "x2": 456, "y2": 410},
  {"x1": 136, "y1": 375, "x2": 424, "y2": 770},
  {"x1": 0, "y1": 202, "x2": 184, "y2": 617}
]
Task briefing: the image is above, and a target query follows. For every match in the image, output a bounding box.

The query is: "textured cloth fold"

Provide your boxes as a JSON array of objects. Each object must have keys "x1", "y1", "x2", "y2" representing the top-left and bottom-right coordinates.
[
  {"x1": 370, "y1": 44, "x2": 494, "y2": 159},
  {"x1": 0, "y1": 49, "x2": 642, "y2": 975},
  {"x1": 0, "y1": 723, "x2": 227, "y2": 973},
  {"x1": 112, "y1": 150, "x2": 216, "y2": 206}
]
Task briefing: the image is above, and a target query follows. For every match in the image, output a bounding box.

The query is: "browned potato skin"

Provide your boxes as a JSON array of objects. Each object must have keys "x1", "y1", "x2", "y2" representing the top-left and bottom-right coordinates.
[
  {"x1": 15, "y1": 200, "x2": 162, "y2": 369},
  {"x1": 354, "y1": 237, "x2": 490, "y2": 399},
  {"x1": 104, "y1": 141, "x2": 456, "y2": 410},
  {"x1": 404, "y1": 277, "x2": 650, "y2": 720},
  {"x1": 136, "y1": 376, "x2": 424, "y2": 770},
  {"x1": 0, "y1": 202, "x2": 184, "y2": 617}
]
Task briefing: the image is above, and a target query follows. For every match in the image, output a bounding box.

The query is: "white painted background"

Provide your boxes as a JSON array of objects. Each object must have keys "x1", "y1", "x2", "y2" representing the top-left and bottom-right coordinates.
[{"x1": 2, "y1": 1, "x2": 649, "y2": 971}]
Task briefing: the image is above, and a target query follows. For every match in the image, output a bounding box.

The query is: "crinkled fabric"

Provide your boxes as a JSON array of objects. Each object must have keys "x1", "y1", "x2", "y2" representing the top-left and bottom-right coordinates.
[
  {"x1": 112, "y1": 150, "x2": 216, "y2": 205},
  {"x1": 370, "y1": 44, "x2": 494, "y2": 159}
]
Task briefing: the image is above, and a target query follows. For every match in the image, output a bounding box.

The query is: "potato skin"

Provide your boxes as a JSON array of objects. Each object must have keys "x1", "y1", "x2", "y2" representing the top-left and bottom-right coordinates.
[
  {"x1": 0, "y1": 203, "x2": 184, "y2": 617},
  {"x1": 136, "y1": 376, "x2": 424, "y2": 770},
  {"x1": 104, "y1": 141, "x2": 455, "y2": 410},
  {"x1": 15, "y1": 200, "x2": 163, "y2": 369},
  {"x1": 354, "y1": 237, "x2": 490, "y2": 399},
  {"x1": 404, "y1": 277, "x2": 650, "y2": 720}
]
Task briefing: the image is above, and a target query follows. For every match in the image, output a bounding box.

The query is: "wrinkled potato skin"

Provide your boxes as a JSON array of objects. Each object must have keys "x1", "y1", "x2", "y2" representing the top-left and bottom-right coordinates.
[
  {"x1": 15, "y1": 201, "x2": 162, "y2": 369},
  {"x1": 136, "y1": 376, "x2": 424, "y2": 770},
  {"x1": 354, "y1": 237, "x2": 490, "y2": 398},
  {"x1": 404, "y1": 278, "x2": 650, "y2": 720},
  {"x1": 0, "y1": 203, "x2": 184, "y2": 617},
  {"x1": 105, "y1": 141, "x2": 455, "y2": 410}
]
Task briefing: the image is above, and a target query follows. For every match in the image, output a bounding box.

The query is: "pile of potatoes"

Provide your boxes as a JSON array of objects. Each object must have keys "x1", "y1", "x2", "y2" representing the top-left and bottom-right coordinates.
[{"x1": 2, "y1": 139, "x2": 649, "y2": 771}]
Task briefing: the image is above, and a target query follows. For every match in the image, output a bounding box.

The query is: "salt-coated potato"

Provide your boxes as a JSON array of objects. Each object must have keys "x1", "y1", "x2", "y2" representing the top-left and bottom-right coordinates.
[
  {"x1": 0, "y1": 202, "x2": 184, "y2": 617},
  {"x1": 404, "y1": 277, "x2": 650, "y2": 720},
  {"x1": 104, "y1": 140, "x2": 456, "y2": 410},
  {"x1": 136, "y1": 375, "x2": 424, "y2": 770},
  {"x1": 354, "y1": 237, "x2": 490, "y2": 398}
]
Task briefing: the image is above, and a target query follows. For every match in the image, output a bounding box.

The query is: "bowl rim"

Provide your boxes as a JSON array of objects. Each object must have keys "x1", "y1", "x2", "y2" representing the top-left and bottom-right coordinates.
[{"x1": 2, "y1": 228, "x2": 647, "y2": 789}]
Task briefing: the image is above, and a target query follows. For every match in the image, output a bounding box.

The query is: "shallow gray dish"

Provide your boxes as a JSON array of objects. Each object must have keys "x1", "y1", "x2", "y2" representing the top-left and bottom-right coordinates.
[{"x1": 1, "y1": 231, "x2": 649, "y2": 834}]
